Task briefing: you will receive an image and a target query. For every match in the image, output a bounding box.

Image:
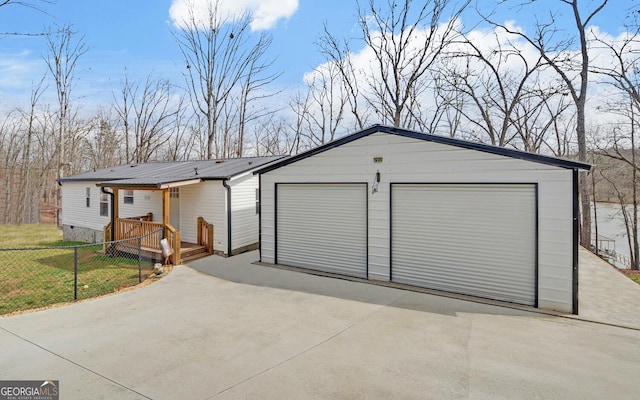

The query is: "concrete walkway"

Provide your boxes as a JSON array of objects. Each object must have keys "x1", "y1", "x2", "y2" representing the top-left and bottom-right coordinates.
[
  {"x1": 577, "y1": 247, "x2": 640, "y2": 329},
  {"x1": 1, "y1": 250, "x2": 639, "y2": 399}
]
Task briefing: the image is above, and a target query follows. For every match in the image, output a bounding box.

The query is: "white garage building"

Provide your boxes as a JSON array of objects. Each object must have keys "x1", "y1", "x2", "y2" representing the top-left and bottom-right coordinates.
[{"x1": 256, "y1": 125, "x2": 591, "y2": 314}]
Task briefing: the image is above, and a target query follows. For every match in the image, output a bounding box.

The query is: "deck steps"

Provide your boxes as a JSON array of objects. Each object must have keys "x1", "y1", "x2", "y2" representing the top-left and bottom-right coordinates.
[
  {"x1": 180, "y1": 245, "x2": 211, "y2": 262},
  {"x1": 112, "y1": 242, "x2": 211, "y2": 264}
]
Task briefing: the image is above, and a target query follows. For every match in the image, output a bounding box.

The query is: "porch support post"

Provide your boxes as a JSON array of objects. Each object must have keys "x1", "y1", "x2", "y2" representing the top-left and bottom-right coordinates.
[
  {"x1": 162, "y1": 189, "x2": 170, "y2": 236},
  {"x1": 113, "y1": 188, "x2": 119, "y2": 240},
  {"x1": 113, "y1": 188, "x2": 119, "y2": 219}
]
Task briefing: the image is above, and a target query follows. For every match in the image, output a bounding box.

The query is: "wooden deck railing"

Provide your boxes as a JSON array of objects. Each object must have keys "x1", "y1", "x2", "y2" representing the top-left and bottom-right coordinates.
[
  {"x1": 197, "y1": 217, "x2": 214, "y2": 254},
  {"x1": 105, "y1": 217, "x2": 184, "y2": 265},
  {"x1": 115, "y1": 218, "x2": 164, "y2": 245},
  {"x1": 103, "y1": 222, "x2": 112, "y2": 253},
  {"x1": 165, "y1": 223, "x2": 181, "y2": 265},
  {"x1": 126, "y1": 212, "x2": 153, "y2": 222}
]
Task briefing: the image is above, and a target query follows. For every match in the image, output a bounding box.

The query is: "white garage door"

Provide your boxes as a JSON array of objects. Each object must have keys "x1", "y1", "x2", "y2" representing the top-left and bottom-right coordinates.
[
  {"x1": 391, "y1": 183, "x2": 537, "y2": 306},
  {"x1": 276, "y1": 183, "x2": 367, "y2": 278}
]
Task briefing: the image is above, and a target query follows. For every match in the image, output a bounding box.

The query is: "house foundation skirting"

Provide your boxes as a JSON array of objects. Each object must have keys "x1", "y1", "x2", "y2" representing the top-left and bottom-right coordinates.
[{"x1": 63, "y1": 225, "x2": 102, "y2": 243}]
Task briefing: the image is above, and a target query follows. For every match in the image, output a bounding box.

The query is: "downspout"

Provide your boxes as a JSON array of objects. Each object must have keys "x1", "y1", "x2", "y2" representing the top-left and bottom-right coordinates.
[
  {"x1": 258, "y1": 173, "x2": 262, "y2": 262},
  {"x1": 572, "y1": 168, "x2": 579, "y2": 315},
  {"x1": 223, "y1": 179, "x2": 232, "y2": 256},
  {"x1": 101, "y1": 186, "x2": 115, "y2": 242}
]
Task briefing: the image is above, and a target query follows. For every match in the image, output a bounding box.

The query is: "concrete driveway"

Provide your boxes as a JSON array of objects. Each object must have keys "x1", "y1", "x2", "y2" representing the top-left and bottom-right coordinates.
[{"x1": 1, "y1": 251, "x2": 639, "y2": 399}]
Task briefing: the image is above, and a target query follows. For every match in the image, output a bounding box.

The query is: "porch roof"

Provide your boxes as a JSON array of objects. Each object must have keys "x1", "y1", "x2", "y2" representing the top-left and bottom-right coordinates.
[
  {"x1": 97, "y1": 178, "x2": 203, "y2": 189},
  {"x1": 58, "y1": 156, "x2": 287, "y2": 185}
]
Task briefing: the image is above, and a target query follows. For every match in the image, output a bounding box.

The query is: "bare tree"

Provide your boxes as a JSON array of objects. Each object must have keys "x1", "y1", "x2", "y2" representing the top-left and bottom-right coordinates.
[
  {"x1": 595, "y1": 125, "x2": 639, "y2": 270},
  {"x1": 319, "y1": 0, "x2": 469, "y2": 130},
  {"x1": 0, "y1": 113, "x2": 23, "y2": 224},
  {"x1": 486, "y1": 0, "x2": 609, "y2": 247},
  {"x1": 590, "y1": 19, "x2": 640, "y2": 269},
  {"x1": 15, "y1": 77, "x2": 47, "y2": 223},
  {"x1": 428, "y1": 69, "x2": 465, "y2": 137},
  {"x1": 252, "y1": 115, "x2": 297, "y2": 156},
  {"x1": 511, "y1": 88, "x2": 573, "y2": 153},
  {"x1": 113, "y1": 73, "x2": 183, "y2": 163},
  {"x1": 44, "y1": 24, "x2": 87, "y2": 223},
  {"x1": 290, "y1": 63, "x2": 348, "y2": 148},
  {"x1": 234, "y1": 40, "x2": 280, "y2": 157},
  {"x1": 173, "y1": 0, "x2": 275, "y2": 159},
  {"x1": 83, "y1": 110, "x2": 123, "y2": 170},
  {"x1": 441, "y1": 29, "x2": 566, "y2": 148},
  {"x1": 162, "y1": 106, "x2": 197, "y2": 161},
  {"x1": 363, "y1": 0, "x2": 468, "y2": 127},
  {"x1": 318, "y1": 26, "x2": 372, "y2": 130},
  {"x1": 0, "y1": 0, "x2": 56, "y2": 37}
]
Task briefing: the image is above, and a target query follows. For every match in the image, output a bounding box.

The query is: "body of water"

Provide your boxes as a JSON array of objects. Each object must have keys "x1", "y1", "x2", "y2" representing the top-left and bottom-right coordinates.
[{"x1": 591, "y1": 202, "x2": 634, "y2": 266}]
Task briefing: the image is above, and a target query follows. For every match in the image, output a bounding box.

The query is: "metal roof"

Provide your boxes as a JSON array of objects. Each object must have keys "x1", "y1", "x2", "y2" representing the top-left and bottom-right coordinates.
[
  {"x1": 255, "y1": 125, "x2": 592, "y2": 174},
  {"x1": 59, "y1": 156, "x2": 287, "y2": 187}
]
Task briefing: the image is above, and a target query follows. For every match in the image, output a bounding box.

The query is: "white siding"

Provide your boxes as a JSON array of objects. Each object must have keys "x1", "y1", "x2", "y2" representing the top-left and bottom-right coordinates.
[
  {"x1": 180, "y1": 181, "x2": 228, "y2": 253},
  {"x1": 118, "y1": 190, "x2": 163, "y2": 220},
  {"x1": 260, "y1": 132, "x2": 575, "y2": 313},
  {"x1": 63, "y1": 180, "x2": 246, "y2": 255},
  {"x1": 61, "y1": 183, "x2": 163, "y2": 230},
  {"x1": 229, "y1": 174, "x2": 260, "y2": 252},
  {"x1": 61, "y1": 181, "x2": 110, "y2": 231}
]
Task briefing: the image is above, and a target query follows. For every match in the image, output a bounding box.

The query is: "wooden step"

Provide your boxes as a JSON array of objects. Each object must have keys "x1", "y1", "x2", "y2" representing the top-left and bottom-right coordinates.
[{"x1": 180, "y1": 245, "x2": 211, "y2": 262}]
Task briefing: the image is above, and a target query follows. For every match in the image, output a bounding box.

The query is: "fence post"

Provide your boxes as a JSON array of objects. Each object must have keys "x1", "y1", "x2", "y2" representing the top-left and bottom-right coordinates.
[
  {"x1": 74, "y1": 247, "x2": 78, "y2": 301},
  {"x1": 138, "y1": 236, "x2": 142, "y2": 283}
]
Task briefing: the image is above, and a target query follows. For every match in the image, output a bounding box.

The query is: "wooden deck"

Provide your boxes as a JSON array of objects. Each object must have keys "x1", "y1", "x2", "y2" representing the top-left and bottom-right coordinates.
[
  {"x1": 105, "y1": 216, "x2": 214, "y2": 265},
  {"x1": 113, "y1": 241, "x2": 209, "y2": 264}
]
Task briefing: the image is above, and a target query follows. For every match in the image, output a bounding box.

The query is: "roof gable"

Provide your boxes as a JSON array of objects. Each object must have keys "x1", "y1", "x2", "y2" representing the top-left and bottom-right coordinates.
[{"x1": 255, "y1": 125, "x2": 591, "y2": 174}]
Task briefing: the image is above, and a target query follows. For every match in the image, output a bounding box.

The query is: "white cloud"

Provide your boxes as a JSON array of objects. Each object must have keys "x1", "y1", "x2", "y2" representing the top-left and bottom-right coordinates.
[
  {"x1": 0, "y1": 50, "x2": 41, "y2": 87},
  {"x1": 169, "y1": 0, "x2": 298, "y2": 31},
  {"x1": 0, "y1": 49, "x2": 48, "y2": 111}
]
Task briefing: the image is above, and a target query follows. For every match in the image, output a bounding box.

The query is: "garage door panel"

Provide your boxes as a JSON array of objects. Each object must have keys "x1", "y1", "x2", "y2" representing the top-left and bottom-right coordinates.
[
  {"x1": 392, "y1": 183, "x2": 536, "y2": 306},
  {"x1": 277, "y1": 184, "x2": 367, "y2": 278}
]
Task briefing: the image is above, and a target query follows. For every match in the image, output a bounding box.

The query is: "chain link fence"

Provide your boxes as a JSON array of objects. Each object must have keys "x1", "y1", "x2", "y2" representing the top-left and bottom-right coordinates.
[{"x1": 0, "y1": 229, "x2": 162, "y2": 315}]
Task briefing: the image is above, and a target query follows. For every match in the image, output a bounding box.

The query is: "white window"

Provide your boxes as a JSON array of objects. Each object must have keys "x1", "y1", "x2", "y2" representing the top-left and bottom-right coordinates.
[
  {"x1": 86, "y1": 188, "x2": 90, "y2": 208},
  {"x1": 170, "y1": 187, "x2": 179, "y2": 199},
  {"x1": 124, "y1": 190, "x2": 134, "y2": 204},
  {"x1": 100, "y1": 193, "x2": 109, "y2": 216}
]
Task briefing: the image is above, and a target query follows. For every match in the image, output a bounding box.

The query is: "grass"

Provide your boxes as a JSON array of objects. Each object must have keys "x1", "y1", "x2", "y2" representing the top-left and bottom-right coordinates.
[
  {"x1": 621, "y1": 269, "x2": 640, "y2": 286},
  {"x1": 0, "y1": 224, "x2": 64, "y2": 247},
  {"x1": 0, "y1": 224, "x2": 152, "y2": 315}
]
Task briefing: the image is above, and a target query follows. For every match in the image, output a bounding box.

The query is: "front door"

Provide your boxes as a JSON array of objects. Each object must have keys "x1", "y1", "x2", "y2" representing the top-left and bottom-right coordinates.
[{"x1": 169, "y1": 187, "x2": 180, "y2": 229}]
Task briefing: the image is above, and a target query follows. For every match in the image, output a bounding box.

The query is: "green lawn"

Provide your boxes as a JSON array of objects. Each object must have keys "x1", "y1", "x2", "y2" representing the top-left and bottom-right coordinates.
[
  {"x1": 0, "y1": 224, "x2": 152, "y2": 315},
  {"x1": 0, "y1": 224, "x2": 64, "y2": 247},
  {"x1": 628, "y1": 275, "x2": 640, "y2": 285}
]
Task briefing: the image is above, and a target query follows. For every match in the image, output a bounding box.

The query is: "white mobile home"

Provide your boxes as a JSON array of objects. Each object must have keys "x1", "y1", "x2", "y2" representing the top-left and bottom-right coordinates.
[
  {"x1": 59, "y1": 156, "x2": 284, "y2": 261},
  {"x1": 256, "y1": 125, "x2": 590, "y2": 314}
]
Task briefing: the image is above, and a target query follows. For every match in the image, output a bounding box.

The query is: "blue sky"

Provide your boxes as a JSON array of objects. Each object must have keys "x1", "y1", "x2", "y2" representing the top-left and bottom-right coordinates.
[{"x1": 0, "y1": 0, "x2": 628, "y2": 112}]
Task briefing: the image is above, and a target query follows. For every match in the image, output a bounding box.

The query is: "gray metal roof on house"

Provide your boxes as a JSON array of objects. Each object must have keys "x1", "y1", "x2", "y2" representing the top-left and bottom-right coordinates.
[
  {"x1": 255, "y1": 125, "x2": 592, "y2": 174},
  {"x1": 59, "y1": 156, "x2": 287, "y2": 187}
]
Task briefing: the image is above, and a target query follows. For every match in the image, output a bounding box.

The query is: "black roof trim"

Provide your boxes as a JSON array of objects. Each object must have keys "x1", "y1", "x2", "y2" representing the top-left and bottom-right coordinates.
[{"x1": 255, "y1": 124, "x2": 592, "y2": 174}]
